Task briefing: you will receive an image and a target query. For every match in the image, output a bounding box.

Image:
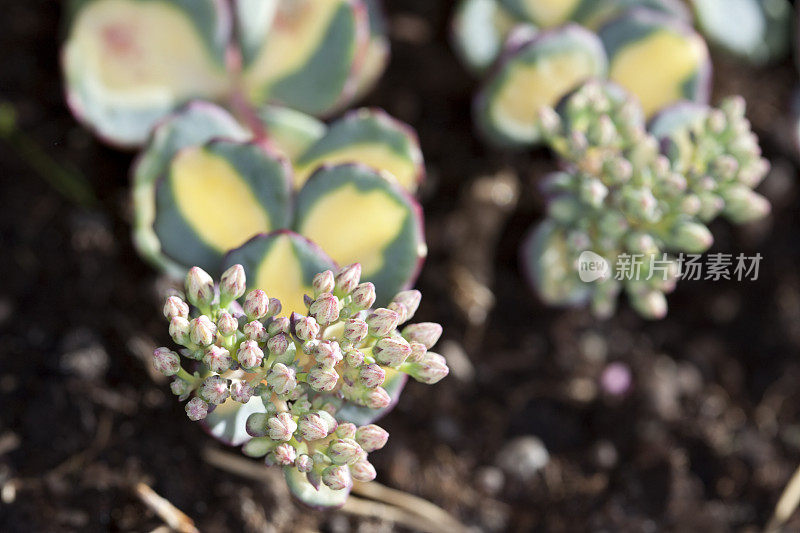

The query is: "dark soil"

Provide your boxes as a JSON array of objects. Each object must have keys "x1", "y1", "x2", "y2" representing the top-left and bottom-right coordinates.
[{"x1": 3, "y1": 1, "x2": 800, "y2": 531}]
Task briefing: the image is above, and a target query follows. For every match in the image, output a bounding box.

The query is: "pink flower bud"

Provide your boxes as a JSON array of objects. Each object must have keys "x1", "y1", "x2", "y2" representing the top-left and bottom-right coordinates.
[
  {"x1": 267, "y1": 363, "x2": 297, "y2": 395},
  {"x1": 314, "y1": 341, "x2": 343, "y2": 368},
  {"x1": 273, "y1": 443, "x2": 297, "y2": 466},
  {"x1": 242, "y1": 290, "x2": 267, "y2": 320},
  {"x1": 268, "y1": 412, "x2": 297, "y2": 441},
  {"x1": 364, "y1": 387, "x2": 391, "y2": 409},
  {"x1": 163, "y1": 296, "x2": 189, "y2": 320},
  {"x1": 373, "y1": 336, "x2": 411, "y2": 367},
  {"x1": 351, "y1": 282, "x2": 376, "y2": 310},
  {"x1": 322, "y1": 465, "x2": 352, "y2": 491},
  {"x1": 327, "y1": 438, "x2": 363, "y2": 465},
  {"x1": 298, "y1": 412, "x2": 333, "y2": 441},
  {"x1": 406, "y1": 352, "x2": 449, "y2": 384},
  {"x1": 268, "y1": 317, "x2": 290, "y2": 336},
  {"x1": 153, "y1": 347, "x2": 180, "y2": 376},
  {"x1": 216, "y1": 312, "x2": 238, "y2": 336},
  {"x1": 393, "y1": 290, "x2": 420, "y2": 320},
  {"x1": 313, "y1": 270, "x2": 335, "y2": 296},
  {"x1": 344, "y1": 318, "x2": 368, "y2": 343},
  {"x1": 185, "y1": 397, "x2": 208, "y2": 421},
  {"x1": 190, "y1": 315, "x2": 216, "y2": 346},
  {"x1": 408, "y1": 342, "x2": 427, "y2": 363},
  {"x1": 294, "y1": 316, "x2": 320, "y2": 341},
  {"x1": 366, "y1": 308, "x2": 399, "y2": 337},
  {"x1": 200, "y1": 375, "x2": 229, "y2": 405},
  {"x1": 203, "y1": 345, "x2": 232, "y2": 373},
  {"x1": 350, "y1": 459, "x2": 377, "y2": 482},
  {"x1": 219, "y1": 264, "x2": 246, "y2": 302},
  {"x1": 229, "y1": 381, "x2": 254, "y2": 403},
  {"x1": 309, "y1": 293, "x2": 340, "y2": 326},
  {"x1": 243, "y1": 320, "x2": 267, "y2": 342},
  {"x1": 345, "y1": 349, "x2": 365, "y2": 368},
  {"x1": 266, "y1": 333, "x2": 288, "y2": 355},
  {"x1": 268, "y1": 298, "x2": 282, "y2": 318},
  {"x1": 307, "y1": 366, "x2": 339, "y2": 392},
  {"x1": 402, "y1": 322, "x2": 442, "y2": 349},
  {"x1": 169, "y1": 316, "x2": 191, "y2": 345},
  {"x1": 296, "y1": 454, "x2": 314, "y2": 472},
  {"x1": 335, "y1": 263, "x2": 361, "y2": 295},
  {"x1": 355, "y1": 424, "x2": 389, "y2": 452},
  {"x1": 359, "y1": 363, "x2": 386, "y2": 388},
  {"x1": 336, "y1": 422, "x2": 357, "y2": 440},
  {"x1": 237, "y1": 340, "x2": 264, "y2": 370},
  {"x1": 185, "y1": 267, "x2": 214, "y2": 307}
]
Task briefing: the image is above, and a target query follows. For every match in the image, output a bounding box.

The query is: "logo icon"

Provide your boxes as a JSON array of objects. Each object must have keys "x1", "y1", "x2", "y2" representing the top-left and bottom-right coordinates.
[{"x1": 578, "y1": 251, "x2": 610, "y2": 282}]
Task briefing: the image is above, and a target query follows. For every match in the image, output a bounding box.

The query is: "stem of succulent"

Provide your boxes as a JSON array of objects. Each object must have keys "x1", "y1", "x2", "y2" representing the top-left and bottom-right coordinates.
[{"x1": 765, "y1": 462, "x2": 800, "y2": 532}]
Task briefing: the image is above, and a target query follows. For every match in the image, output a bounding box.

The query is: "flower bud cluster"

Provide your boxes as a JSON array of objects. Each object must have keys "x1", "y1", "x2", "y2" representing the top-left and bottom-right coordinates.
[
  {"x1": 152, "y1": 263, "x2": 448, "y2": 493},
  {"x1": 529, "y1": 81, "x2": 770, "y2": 319}
]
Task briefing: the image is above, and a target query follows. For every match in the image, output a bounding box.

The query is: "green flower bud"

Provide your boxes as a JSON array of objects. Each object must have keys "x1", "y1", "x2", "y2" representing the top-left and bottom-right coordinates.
[
  {"x1": 185, "y1": 397, "x2": 208, "y2": 421},
  {"x1": 355, "y1": 424, "x2": 389, "y2": 452},
  {"x1": 335, "y1": 422, "x2": 357, "y2": 440},
  {"x1": 246, "y1": 412, "x2": 269, "y2": 438},
  {"x1": 163, "y1": 296, "x2": 189, "y2": 320},
  {"x1": 579, "y1": 178, "x2": 608, "y2": 208},
  {"x1": 153, "y1": 347, "x2": 180, "y2": 376},
  {"x1": 169, "y1": 316, "x2": 191, "y2": 345},
  {"x1": 219, "y1": 264, "x2": 246, "y2": 304},
  {"x1": 185, "y1": 267, "x2": 214, "y2": 308},
  {"x1": 721, "y1": 186, "x2": 770, "y2": 224},
  {"x1": 669, "y1": 221, "x2": 713, "y2": 253},
  {"x1": 629, "y1": 289, "x2": 668, "y2": 320},
  {"x1": 170, "y1": 378, "x2": 189, "y2": 397},
  {"x1": 345, "y1": 349, "x2": 365, "y2": 368}
]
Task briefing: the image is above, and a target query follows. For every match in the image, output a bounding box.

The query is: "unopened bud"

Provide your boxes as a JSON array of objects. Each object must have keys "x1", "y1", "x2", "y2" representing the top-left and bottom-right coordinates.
[
  {"x1": 267, "y1": 333, "x2": 289, "y2": 355},
  {"x1": 366, "y1": 308, "x2": 399, "y2": 336},
  {"x1": 351, "y1": 282, "x2": 376, "y2": 310},
  {"x1": 295, "y1": 316, "x2": 320, "y2": 341},
  {"x1": 273, "y1": 443, "x2": 297, "y2": 466},
  {"x1": 350, "y1": 459, "x2": 377, "y2": 482},
  {"x1": 373, "y1": 336, "x2": 411, "y2": 367},
  {"x1": 243, "y1": 320, "x2": 267, "y2": 342},
  {"x1": 393, "y1": 290, "x2": 423, "y2": 320},
  {"x1": 344, "y1": 318, "x2": 369, "y2": 343},
  {"x1": 307, "y1": 365, "x2": 339, "y2": 392},
  {"x1": 355, "y1": 424, "x2": 389, "y2": 452},
  {"x1": 630, "y1": 289, "x2": 668, "y2": 320},
  {"x1": 328, "y1": 438, "x2": 363, "y2": 465},
  {"x1": 322, "y1": 465, "x2": 352, "y2": 491},
  {"x1": 268, "y1": 412, "x2": 297, "y2": 441},
  {"x1": 314, "y1": 341, "x2": 343, "y2": 367},
  {"x1": 310, "y1": 293, "x2": 340, "y2": 326},
  {"x1": 365, "y1": 386, "x2": 391, "y2": 409},
  {"x1": 296, "y1": 454, "x2": 313, "y2": 472},
  {"x1": 245, "y1": 412, "x2": 269, "y2": 437},
  {"x1": 185, "y1": 267, "x2": 214, "y2": 308},
  {"x1": 267, "y1": 363, "x2": 297, "y2": 395},
  {"x1": 185, "y1": 397, "x2": 208, "y2": 421},
  {"x1": 408, "y1": 341, "x2": 427, "y2": 363},
  {"x1": 345, "y1": 349, "x2": 365, "y2": 367},
  {"x1": 313, "y1": 270, "x2": 335, "y2": 296},
  {"x1": 153, "y1": 347, "x2": 180, "y2": 376},
  {"x1": 244, "y1": 289, "x2": 269, "y2": 320},
  {"x1": 298, "y1": 412, "x2": 336, "y2": 441},
  {"x1": 670, "y1": 221, "x2": 713, "y2": 253},
  {"x1": 169, "y1": 316, "x2": 191, "y2": 345},
  {"x1": 359, "y1": 363, "x2": 385, "y2": 388},
  {"x1": 405, "y1": 352, "x2": 449, "y2": 384},
  {"x1": 200, "y1": 375, "x2": 230, "y2": 405},
  {"x1": 268, "y1": 316, "x2": 290, "y2": 336},
  {"x1": 268, "y1": 298, "x2": 282, "y2": 318},
  {"x1": 170, "y1": 378, "x2": 189, "y2": 397},
  {"x1": 203, "y1": 345, "x2": 232, "y2": 373},
  {"x1": 335, "y1": 263, "x2": 361, "y2": 295},
  {"x1": 336, "y1": 422, "x2": 357, "y2": 440},
  {"x1": 402, "y1": 322, "x2": 442, "y2": 349},
  {"x1": 722, "y1": 186, "x2": 770, "y2": 224},
  {"x1": 229, "y1": 381, "x2": 254, "y2": 403},
  {"x1": 216, "y1": 312, "x2": 238, "y2": 336},
  {"x1": 190, "y1": 315, "x2": 216, "y2": 346},
  {"x1": 237, "y1": 340, "x2": 264, "y2": 370},
  {"x1": 163, "y1": 296, "x2": 189, "y2": 320},
  {"x1": 220, "y1": 264, "x2": 246, "y2": 303},
  {"x1": 537, "y1": 106, "x2": 561, "y2": 137}
]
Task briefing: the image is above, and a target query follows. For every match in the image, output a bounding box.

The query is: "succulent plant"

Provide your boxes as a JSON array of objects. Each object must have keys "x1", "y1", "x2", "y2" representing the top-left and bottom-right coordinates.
[
  {"x1": 452, "y1": 0, "x2": 711, "y2": 148},
  {"x1": 690, "y1": 0, "x2": 793, "y2": 65},
  {"x1": 62, "y1": 0, "x2": 390, "y2": 147},
  {"x1": 132, "y1": 102, "x2": 425, "y2": 313},
  {"x1": 153, "y1": 263, "x2": 448, "y2": 508},
  {"x1": 521, "y1": 81, "x2": 770, "y2": 319}
]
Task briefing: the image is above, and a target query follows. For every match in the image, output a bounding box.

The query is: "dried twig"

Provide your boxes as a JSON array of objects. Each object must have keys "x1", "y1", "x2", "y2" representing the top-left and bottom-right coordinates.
[
  {"x1": 135, "y1": 482, "x2": 199, "y2": 533},
  {"x1": 766, "y1": 462, "x2": 800, "y2": 532},
  {"x1": 352, "y1": 480, "x2": 464, "y2": 532},
  {"x1": 341, "y1": 495, "x2": 447, "y2": 532}
]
